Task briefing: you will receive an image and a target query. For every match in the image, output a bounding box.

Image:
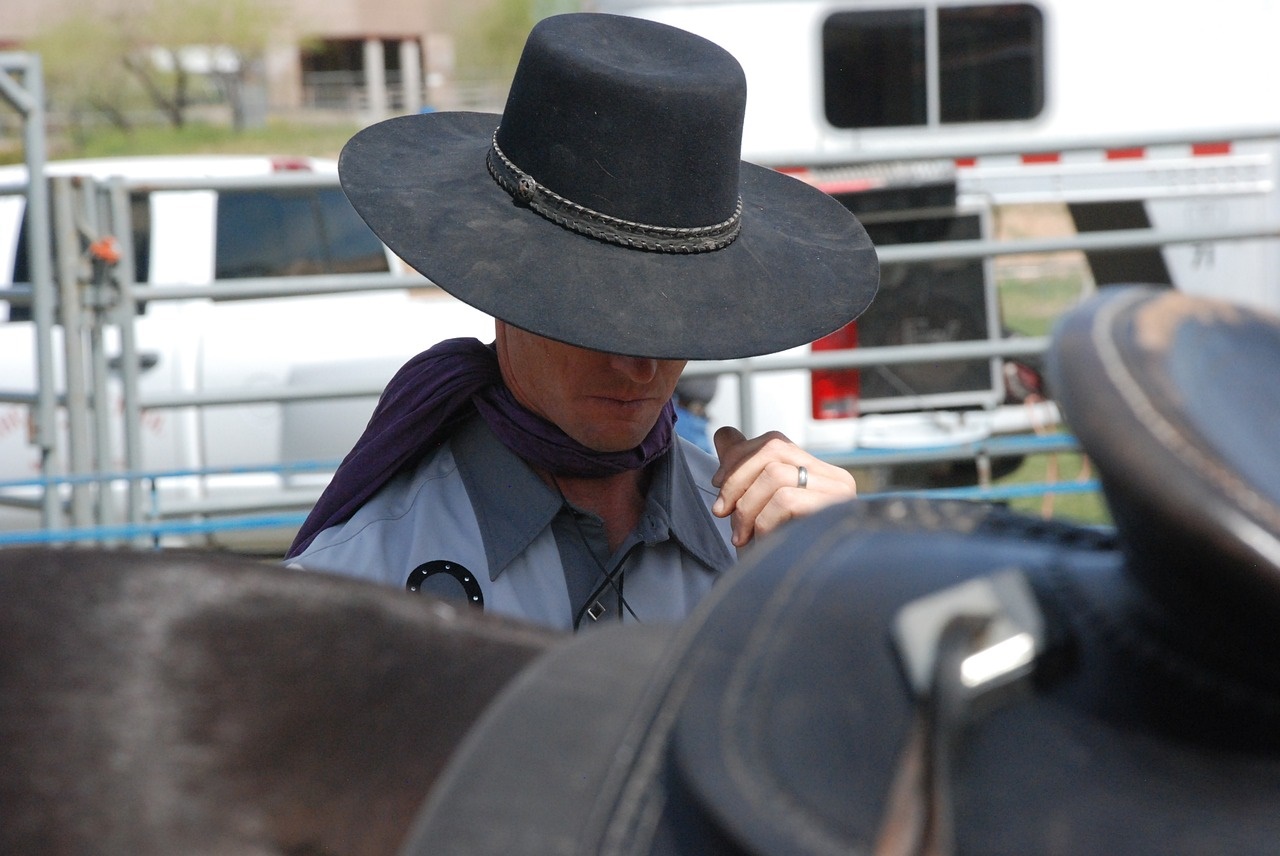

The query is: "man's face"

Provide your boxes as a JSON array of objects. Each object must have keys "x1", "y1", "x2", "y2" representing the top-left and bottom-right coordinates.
[{"x1": 496, "y1": 321, "x2": 687, "y2": 453}]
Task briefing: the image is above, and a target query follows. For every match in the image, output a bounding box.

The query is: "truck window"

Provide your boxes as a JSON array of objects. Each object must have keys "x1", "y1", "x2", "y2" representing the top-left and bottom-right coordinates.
[
  {"x1": 824, "y1": 3, "x2": 1044, "y2": 129},
  {"x1": 214, "y1": 187, "x2": 388, "y2": 279},
  {"x1": 9, "y1": 192, "x2": 150, "y2": 322}
]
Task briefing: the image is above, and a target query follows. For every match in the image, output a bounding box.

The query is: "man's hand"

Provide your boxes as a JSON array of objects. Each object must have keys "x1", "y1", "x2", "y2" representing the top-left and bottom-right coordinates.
[{"x1": 710, "y1": 426, "x2": 857, "y2": 548}]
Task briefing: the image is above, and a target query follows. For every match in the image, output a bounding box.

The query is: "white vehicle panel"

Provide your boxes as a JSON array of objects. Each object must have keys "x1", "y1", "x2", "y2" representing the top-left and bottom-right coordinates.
[
  {"x1": 150, "y1": 191, "x2": 217, "y2": 285},
  {"x1": 0, "y1": 155, "x2": 498, "y2": 547}
]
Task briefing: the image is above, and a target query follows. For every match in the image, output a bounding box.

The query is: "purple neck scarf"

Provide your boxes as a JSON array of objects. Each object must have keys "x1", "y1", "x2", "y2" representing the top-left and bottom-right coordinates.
[{"x1": 286, "y1": 337, "x2": 675, "y2": 558}]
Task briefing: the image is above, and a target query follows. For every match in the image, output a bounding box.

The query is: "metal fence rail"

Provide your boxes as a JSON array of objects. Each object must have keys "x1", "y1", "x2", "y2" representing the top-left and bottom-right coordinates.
[
  {"x1": 1, "y1": 92, "x2": 1277, "y2": 544},
  {"x1": 0, "y1": 512, "x2": 311, "y2": 548},
  {"x1": 8, "y1": 186, "x2": 1276, "y2": 540},
  {"x1": 0, "y1": 53, "x2": 58, "y2": 527},
  {"x1": 0, "y1": 453, "x2": 1097, "y2": 547}
]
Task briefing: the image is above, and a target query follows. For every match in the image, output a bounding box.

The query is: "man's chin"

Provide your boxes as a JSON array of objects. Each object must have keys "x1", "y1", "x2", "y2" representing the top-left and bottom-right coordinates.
[
  {"x1": 575, "y1": 425, "x2": 657, "y2": 454},
  {"x1": 585, "y1": 438, "x2": 649, "y2": 454}
]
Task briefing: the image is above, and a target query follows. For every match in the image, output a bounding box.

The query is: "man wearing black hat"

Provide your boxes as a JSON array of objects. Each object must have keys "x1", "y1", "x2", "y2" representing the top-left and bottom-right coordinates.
[{"x1": 285, "y1": 12, "x2": 879, "y2": 631}]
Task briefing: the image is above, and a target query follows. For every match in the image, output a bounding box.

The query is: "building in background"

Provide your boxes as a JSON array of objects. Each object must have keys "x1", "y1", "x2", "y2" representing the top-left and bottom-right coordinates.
[{"x1": 0, "y1": 0, "x2": 538, "y2": 123}]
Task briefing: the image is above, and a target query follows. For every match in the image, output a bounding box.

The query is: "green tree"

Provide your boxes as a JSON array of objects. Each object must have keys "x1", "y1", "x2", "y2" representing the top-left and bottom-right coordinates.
[
  {"x1": 34, "y1": 0, "x2": 284, "y2": 134},
  {"x1": 452, "y1": 0, "x2": 585, "y2": 86},
  {"x1": 119, "y1": 0, "x2": 285, "y2": 130},
  {"x1": 452, "y1": 0, "x2": 537, "y2": 86},
  {"x1": 27, "y1": 8, "x2": 143, "y2": 142}
]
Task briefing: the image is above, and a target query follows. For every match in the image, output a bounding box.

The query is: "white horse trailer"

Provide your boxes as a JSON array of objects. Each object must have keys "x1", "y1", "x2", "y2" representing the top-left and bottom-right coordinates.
[{"x1": 605, "y1": 0, "x2": 1280, "y2": 462}]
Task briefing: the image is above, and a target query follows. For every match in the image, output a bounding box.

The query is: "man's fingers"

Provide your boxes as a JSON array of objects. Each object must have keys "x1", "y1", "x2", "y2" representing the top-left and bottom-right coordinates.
[
  {"x1": 713, "y1": 430, "x2": 795, "y2": 491},
  {"x1": 712, "y1": 430, "x2": 796, "y2": 519},
  {"x1": 725, "y1": 459, "x2": 847, "y2": 545},
  {"x1": 724, "y1": 460, "x2": 802, "y2": 545},
  {"x1": 709, "y1": 425, "x2": 858, "y2": 545},
  {"x1": 711, "y1": 425, "x2": 748, "y2": 487},
  {"x1": 748, "y1": 487, "x2": 836, "y2": 543}
]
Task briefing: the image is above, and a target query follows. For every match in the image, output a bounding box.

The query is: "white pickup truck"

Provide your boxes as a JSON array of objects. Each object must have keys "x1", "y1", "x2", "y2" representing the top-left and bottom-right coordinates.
[{"x1": 0, "y1": 155, "x2": 495, "y2": 549}]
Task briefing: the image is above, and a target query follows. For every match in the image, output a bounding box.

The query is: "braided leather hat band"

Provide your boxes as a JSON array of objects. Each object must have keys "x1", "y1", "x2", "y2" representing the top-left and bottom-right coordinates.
[{"x1": 487, "y1": 130, "x2": 742, "y2": 254}]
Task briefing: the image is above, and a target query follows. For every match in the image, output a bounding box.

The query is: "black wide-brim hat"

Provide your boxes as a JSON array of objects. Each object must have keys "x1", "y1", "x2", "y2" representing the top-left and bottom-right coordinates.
[
  {"x1": 401, "y1": 287, "x2": 1280, "y2": 854},
  {"x1": 338, "y1": 13, "x2": 878, "y2": 360}
]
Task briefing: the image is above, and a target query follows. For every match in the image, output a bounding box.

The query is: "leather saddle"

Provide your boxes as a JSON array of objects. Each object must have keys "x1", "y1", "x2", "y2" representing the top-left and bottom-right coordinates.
[{"x1": 402, "y1": 286, "x2": 1280, "y2": 855}]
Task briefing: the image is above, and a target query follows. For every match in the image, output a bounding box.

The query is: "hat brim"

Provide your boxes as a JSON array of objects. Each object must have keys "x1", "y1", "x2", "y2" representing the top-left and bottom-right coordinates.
[{"x1": 339, "y1": 112, "x2": 879, "y2": 360}]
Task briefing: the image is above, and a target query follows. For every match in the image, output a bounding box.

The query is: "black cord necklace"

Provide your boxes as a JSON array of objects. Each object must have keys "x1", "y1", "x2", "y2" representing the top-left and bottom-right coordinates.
[{"x1": 548, "y1": 475, "x2": 643, "y2": 630}]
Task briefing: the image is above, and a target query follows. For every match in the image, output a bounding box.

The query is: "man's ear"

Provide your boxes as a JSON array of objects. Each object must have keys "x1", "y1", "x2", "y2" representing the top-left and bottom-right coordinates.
[{"x1": 493, "y1": 320, "x2": 512, "y2": 378}]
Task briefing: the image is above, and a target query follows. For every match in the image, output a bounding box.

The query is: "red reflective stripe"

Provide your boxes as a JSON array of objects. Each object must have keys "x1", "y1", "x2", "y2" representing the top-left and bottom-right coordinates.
[
  {"x1": 1192, "y1": 142, "x2": 1232, "y2": 156},
  {"x1": 1106, "y1": 147, "x2": 1146, "y2": 160},
  {"x1": 815, "y1": 178, "x2": 882, "y2": 195},
  {"x1": 775, "y1": 167, "x2": 820, "y2": 187},
  {"x1": 270, "y1": 157, "x2": 313, "y2": 172},
  {"x1": 780, "y1": 140, "x2": 1237, "y2": 185}
]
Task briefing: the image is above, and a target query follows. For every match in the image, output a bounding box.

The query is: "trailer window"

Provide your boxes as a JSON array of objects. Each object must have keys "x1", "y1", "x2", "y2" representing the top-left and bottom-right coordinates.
[
  {"x1": 824, "y1": 9, "x2": 926, "y2": 129},
  {"x1": 215, "y1": 187, "x2": 388, "y2": 279},
  {"x1": 824, "y1": 3, "x2": 1044, "y2": 129},
  {"x1": 939, "y1": 5, "x2": 1044, "y2": 122}
]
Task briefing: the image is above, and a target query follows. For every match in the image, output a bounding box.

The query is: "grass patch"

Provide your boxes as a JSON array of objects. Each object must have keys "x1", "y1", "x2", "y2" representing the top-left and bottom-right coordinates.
[
  {"x1": 7, "y1": 119, "x2": 364, "y2": 164},
  {"x1": 996, "y1": 443, "x2": 1111, "y2": 525},
  {"x1": 993, "y1": 268, "x2": 1105, "y2": 522},
  {"x1": 71, "y1": 120, "x2": 362, "y2": 160},
  {"x1": 853, "y1": 441, "x2": 1111, "y2": 527},
  {"x1": 990, "y1": 254, "x2": 1112, "y2": 524},
  {"x1": 998, "y1": 272, "x2": 1090, "y2": 338}
]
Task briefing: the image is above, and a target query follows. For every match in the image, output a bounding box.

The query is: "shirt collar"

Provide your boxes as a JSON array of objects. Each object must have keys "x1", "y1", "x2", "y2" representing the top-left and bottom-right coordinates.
[
  {"x1": 652, "y1": 439, "x2": 738, "y2": 573},
  {"x1": 453, "y1": 416, "x2": 734, "y2": 581}
]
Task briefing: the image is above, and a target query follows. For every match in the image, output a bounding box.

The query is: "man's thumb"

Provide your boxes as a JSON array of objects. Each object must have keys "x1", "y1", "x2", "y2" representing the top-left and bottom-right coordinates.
[{"x1": 713, "y1": 425, "x2": 747, "y2": 459}]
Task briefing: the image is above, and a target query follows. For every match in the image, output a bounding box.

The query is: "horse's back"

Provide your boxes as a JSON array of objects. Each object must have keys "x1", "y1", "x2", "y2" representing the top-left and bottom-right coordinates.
[{"x1": 0, "y1": 547, "x2": 557, "y2": 856}]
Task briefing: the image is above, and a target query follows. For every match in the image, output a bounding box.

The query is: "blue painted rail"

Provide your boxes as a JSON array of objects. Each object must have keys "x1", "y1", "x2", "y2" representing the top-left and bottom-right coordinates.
[{"x1": 0, "y1": 436, "x2": 1101, "y2": 547}]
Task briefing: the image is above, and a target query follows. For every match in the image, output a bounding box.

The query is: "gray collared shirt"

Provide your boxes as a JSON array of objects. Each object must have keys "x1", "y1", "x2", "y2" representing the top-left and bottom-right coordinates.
[{"x1": 289, "y1": 416, "x2": 736, "y2": 631}]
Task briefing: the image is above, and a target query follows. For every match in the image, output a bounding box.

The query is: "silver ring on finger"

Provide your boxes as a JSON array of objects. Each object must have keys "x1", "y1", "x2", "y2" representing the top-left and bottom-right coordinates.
[{"x1": 797, "y1": 465, "x2": 808, "y2": 489}]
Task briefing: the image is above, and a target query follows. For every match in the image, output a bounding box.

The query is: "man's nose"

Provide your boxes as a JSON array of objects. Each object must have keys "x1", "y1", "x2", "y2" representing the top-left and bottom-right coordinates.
[{"x1": 610, "y1": 354, "x2": 659, "y2": 383}]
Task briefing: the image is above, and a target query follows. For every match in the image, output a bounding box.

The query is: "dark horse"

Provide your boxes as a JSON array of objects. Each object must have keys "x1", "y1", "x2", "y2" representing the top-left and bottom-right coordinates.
[
  {"x1": 4, "y1": 286, "x2": 1280, "y2": 855},
  {"x1": 0, "y1": 548, "x2": 557, "y2": 855}
]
